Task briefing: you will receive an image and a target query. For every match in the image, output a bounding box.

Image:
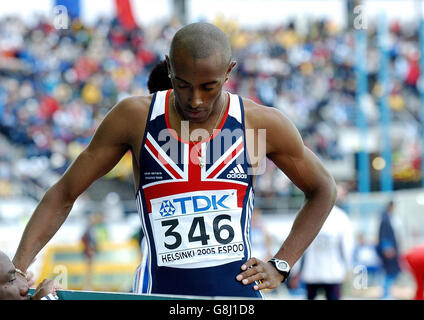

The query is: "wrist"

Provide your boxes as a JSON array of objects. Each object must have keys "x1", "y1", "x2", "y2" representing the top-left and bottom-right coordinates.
[
  {"x1": 268, "y1": 258, "x2": 291, "y2": 282},
  {"x1": 15, "y1": 267, "x2": 27, "y2": 278},
  {"x1": 12, "y1": 257, "x2": 27, "y2": 273}
]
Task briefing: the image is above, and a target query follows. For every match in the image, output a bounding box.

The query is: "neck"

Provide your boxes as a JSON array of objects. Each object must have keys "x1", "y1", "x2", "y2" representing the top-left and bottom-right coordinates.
[{"x1": 171, "y1": 91, "x2": 227, "y2": 141}]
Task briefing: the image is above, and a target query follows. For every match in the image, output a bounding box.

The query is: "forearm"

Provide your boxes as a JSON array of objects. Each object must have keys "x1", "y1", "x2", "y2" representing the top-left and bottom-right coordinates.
[
  {"x1": 13, "y1": 184, "x2": 74, "y2": 271},
  {"x1": 273, "y1": 181, "x2": 336, "y2": 267}
]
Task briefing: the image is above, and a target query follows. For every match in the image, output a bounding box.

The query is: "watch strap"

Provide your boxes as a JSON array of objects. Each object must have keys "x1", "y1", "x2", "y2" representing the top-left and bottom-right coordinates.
[{"x1": 268, "y1": 258, "x2": 290, "y2": 282}]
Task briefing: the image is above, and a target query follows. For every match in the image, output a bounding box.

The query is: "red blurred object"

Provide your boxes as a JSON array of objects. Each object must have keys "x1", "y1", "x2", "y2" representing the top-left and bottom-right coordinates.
[
  {"x1": 115, "y1": 0, "x2": 137, "y2": 31},
  {"x1": 38, "y1": 96, "x2": 60, "y2": 120},
  {"x1": 406, "y1": 58, "x2": 420, "y2": 87},
  {"x1": 404, "y1": 244, "x2": 424, "y2": 300}
]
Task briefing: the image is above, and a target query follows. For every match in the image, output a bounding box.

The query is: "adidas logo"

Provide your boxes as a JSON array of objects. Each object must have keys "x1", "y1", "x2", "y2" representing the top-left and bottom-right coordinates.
[{"x1": 226, "y1": 164, "x2": 248, "y2": 179}]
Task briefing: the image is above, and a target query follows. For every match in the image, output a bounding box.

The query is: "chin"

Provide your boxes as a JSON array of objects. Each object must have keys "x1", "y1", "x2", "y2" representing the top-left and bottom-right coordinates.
[
  {"x1": 187, "y1": 117, "x2": 208, "y2": 123},
  {"x1": 183, "y1": 111, "x2": 209, "y2": 123}
]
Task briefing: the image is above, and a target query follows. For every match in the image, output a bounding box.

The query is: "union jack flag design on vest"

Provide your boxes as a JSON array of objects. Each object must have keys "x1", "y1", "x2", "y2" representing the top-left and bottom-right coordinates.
[{"x1": 133, "y1": 90, "x2": 261, "y2": 298}]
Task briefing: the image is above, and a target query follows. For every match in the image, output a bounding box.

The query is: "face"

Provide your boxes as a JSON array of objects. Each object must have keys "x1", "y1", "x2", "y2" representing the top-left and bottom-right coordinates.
[
  {"x1": 167, "y1": 51, "x2": 236, "y2": 123},
  {"x1": 0, "y1": 253, "x2": 29, "y2": 300}
]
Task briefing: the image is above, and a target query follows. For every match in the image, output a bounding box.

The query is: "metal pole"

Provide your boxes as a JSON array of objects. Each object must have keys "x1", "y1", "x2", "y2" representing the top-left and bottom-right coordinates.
[
  {"x1": 355, "y1": 30, "x2": 370, "y2": 193},
  {"x1": 420, "y1": 18, "x2": 424, "y2": 187},
  {"x1": 173, "y1": 0, "x2": 187, "y2": 25},
  {"x1": 377, "y1": 13, "x2": 393, "y2": 192}
]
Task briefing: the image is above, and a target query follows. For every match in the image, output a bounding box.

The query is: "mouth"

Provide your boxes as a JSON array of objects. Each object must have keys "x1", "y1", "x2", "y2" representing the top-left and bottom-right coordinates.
[{"x1": 184, "y1": 108, "x2": 206, "y2": 120}]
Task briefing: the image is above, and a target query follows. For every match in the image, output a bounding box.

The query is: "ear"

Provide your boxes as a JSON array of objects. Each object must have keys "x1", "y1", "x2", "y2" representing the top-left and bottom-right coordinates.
[
  {"x1": 165, "y1": 55, "x2": 172, "y2": 76},
  {"x1": 225, "y1": 61, "x2": 237, "y2": 81}
]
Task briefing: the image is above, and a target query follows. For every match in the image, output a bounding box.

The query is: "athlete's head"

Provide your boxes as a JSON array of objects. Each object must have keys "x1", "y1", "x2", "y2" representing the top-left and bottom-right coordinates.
[
  {"x1": 166, "y1": 22, "x2": 236, "y2": 123},
  {"x1": 0, "y1": 251, "x2": 29, "y2": 300}
]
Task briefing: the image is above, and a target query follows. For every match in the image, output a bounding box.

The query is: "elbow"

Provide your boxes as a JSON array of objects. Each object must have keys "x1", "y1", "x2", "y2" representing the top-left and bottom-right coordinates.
[
  {"x1": 323, "y1": 170, "x2": 337, "y2": 207},
  {"x1": 43, "y1": 182, "x2": 76, "y2": 212},
  {"x1": 329, "y1": 176, "x2": 337, "y2": 207},
  {"x1": 314, "y1": 172, "x2": 337, "y2": 210}
]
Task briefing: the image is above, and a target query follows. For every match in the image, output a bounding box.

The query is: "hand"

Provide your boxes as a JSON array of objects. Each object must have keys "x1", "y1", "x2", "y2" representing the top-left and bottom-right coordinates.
[
  {"x1": 236, "y1": 257, "x2": 284, "y2": 291},
  {"x1": 30, "y1": 279, "x2": 62, "y2": 300},
  {"x1": 26, "y1": 271, "x2": 35, "y2": 288},
  {"x1": 14, "y1": 257, "x2": 36, "y2": 287},
  {"x1": 14, "y1": 268, "x2": 34, "y2": 288},
  {"x1": 383, "y1": 247, "x2": 396, "y2": 259}
]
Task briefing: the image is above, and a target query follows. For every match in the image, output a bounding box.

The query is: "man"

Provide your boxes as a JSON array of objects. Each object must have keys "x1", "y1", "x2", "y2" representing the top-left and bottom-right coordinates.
[
  {"x1": 377, "y1": 200, "x2": 401, "y2": 299},
  {"x1": 0, "y1": 250, "x2": 61, "y2": 300},
  {"x1": 13, "y1": 23, "x2": 336, "y2": 298},
  {"x1": 293, "y1": 204, "x2": 354, "y2": 300}
]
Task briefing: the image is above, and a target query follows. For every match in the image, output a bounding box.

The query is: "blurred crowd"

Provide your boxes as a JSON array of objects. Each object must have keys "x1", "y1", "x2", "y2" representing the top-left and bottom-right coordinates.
[
  {"x1": 0, "y1": 14, "x2": 423, "y2": 199},
  {"x1": 1, "y1": 13, "x2": 424, "y2": 299}
]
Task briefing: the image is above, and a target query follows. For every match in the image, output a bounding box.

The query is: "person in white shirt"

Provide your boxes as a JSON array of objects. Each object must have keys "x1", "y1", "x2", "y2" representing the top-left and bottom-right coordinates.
[{"x1": 289, "y1": 184, "x2": 354, "y2": 300}]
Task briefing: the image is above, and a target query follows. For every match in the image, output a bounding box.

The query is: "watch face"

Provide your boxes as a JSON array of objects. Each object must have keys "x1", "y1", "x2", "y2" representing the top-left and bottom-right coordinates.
[{"x1": 276, "y1": 261, "x2": 289, "y2": 271}]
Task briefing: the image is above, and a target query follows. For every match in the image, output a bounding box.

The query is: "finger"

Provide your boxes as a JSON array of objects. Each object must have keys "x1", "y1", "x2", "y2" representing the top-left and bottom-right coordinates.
[
  {"x1": 242, "y1": 272, "x2": 266, "y2": 285},
  {"x1": 27, "y1": 279, "x2": 35, "y2": 287},
  {"x1": 237, "y1": 264, "x2": 265, "y2": 282},
  {"x1": 238, "y1": 268, "x2": 257, "y2": 282},
  {"x1": 241, "y1": 257, "x2": 258, "y2": 270},
  {"x1": 253, "y1": 280, "x2": 271, "y2": 291},
  {"x1": 26, "y1": 271, "x2": 34, "y2": 283},
  {"x1": 54, "y1": 282, "x2": 63, "y2": 290}
]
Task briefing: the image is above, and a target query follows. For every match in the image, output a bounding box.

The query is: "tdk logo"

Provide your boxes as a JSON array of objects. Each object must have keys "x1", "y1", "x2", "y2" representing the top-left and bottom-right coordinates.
[
  {"x1": 159, "y1": 200, "x2": 176, "y2": 217},
  {"x1": 167, "y1": 194, "x2": 230, "y2": 214},
  {"x1": 227, "y1": 164, "x2": 247, "y2": 179}
]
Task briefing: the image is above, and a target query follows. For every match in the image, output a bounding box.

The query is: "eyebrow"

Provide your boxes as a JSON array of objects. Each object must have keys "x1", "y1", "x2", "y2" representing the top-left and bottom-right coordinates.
[{"x1": 174, "y1": 76, "x2": 219, "y2": 86}]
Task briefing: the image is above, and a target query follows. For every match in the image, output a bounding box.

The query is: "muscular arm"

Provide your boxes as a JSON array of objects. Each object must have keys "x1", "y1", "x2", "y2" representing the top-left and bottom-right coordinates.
[
  {"x1": 13, "y1": 97, "x2": 148, "y2": 271},
  {"x1": 267, "y1": 107, "x2": 336, "y2": 263},
  {"x1": 238, "y1": 103, "x2": 336, "y2": 289}
]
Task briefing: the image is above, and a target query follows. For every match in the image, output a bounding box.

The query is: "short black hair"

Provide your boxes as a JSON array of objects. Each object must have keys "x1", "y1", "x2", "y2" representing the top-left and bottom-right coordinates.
[
  {"x1": 147, "y1": 60, "x2": 173, "y2": 94},
  {"x1": 169, "y1": 22, "x2": 232, "y2": 70}
]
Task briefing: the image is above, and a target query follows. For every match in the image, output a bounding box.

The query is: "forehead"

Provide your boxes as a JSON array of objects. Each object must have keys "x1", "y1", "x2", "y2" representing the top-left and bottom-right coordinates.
[{"x1": 171, "y1": 51, "x2": 227, "y2": 82}]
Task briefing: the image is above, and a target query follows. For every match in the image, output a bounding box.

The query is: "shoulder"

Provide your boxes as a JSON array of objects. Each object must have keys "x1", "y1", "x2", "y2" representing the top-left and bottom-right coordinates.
[
  {"x1": 241, "y1": 96, "x2": 303, "y2": 157},
  {"x1": 111, "y1": 94, "x2": 153, "y2": 119},
  {"x1": 92, "y1": 94, "x2": 153, "y2": 145},
  {"x1": 102, "y1": 95, "x2": 153, "y2": 132}
]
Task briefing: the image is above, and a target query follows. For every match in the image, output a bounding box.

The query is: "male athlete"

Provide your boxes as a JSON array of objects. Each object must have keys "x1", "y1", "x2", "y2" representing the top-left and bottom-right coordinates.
[{"x1": 13, "y1": 23, "x2": 336, "y2": 298}]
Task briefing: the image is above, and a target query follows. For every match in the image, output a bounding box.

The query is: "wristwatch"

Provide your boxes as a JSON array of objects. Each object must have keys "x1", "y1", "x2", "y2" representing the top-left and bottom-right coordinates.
[{"x1": 268, "y1": 258, "x2": 291, "y2": 282}]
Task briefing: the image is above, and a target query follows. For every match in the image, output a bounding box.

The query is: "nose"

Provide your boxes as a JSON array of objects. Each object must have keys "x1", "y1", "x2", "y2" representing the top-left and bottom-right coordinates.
[{"x1": 188, "y1": 89, "x2": 203, "y2": 108}]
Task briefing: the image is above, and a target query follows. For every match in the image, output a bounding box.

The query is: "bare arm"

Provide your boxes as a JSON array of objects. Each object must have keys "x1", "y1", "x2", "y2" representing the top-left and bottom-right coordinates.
[
  {"x1": 237, "y1": 104, "x2": 337, "y2": 290},
  {"x1": 13, "y1": 97, "x2": 147, "y2": 271},
  {"x1": 266, "y1": 113, "x2": 336, "y2": 267}
]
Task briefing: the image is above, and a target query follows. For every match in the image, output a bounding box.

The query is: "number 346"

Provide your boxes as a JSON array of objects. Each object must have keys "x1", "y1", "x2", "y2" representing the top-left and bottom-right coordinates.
[{"x1": 161, "y1": 214, "x2": 235, "y2": 249}]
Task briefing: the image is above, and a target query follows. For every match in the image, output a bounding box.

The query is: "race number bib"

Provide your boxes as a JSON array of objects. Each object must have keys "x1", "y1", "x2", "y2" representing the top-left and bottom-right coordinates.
[{"x1": 149, "y1": 190, "x2": 245, "y2": 268}]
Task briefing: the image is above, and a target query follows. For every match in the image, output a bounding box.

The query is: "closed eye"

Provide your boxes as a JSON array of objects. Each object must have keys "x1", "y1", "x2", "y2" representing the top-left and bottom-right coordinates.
[{"x1": 177, "y1": 84, "x2": 191, "y2": 89}]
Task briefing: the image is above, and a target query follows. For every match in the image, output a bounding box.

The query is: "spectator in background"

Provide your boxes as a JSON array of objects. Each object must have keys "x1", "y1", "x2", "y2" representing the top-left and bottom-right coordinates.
[
  {"x1": 353, "y1": 233, "x2": 381, "y2": 287},
  {"x1": 0, "y1": 250, "x2": 61, "y2": 300},
  {"x1": 290, "y1": 184, "x2": 355, "y2": 300},
  {"x1": 250, "y1": 208, "x2": 273, "y2": 262},
  {"x1": 81, "y1": 212, "x2": 109, "y2": 290},
  {"x1": 81, "y1": 214, "x2": 98, "y2": 291},
  {"x1": 147, "y1": 60, "x2": 173, "y2": 93},
  {"x1": 376, "y1": 200, "x2": 401, "y2": 299}
]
